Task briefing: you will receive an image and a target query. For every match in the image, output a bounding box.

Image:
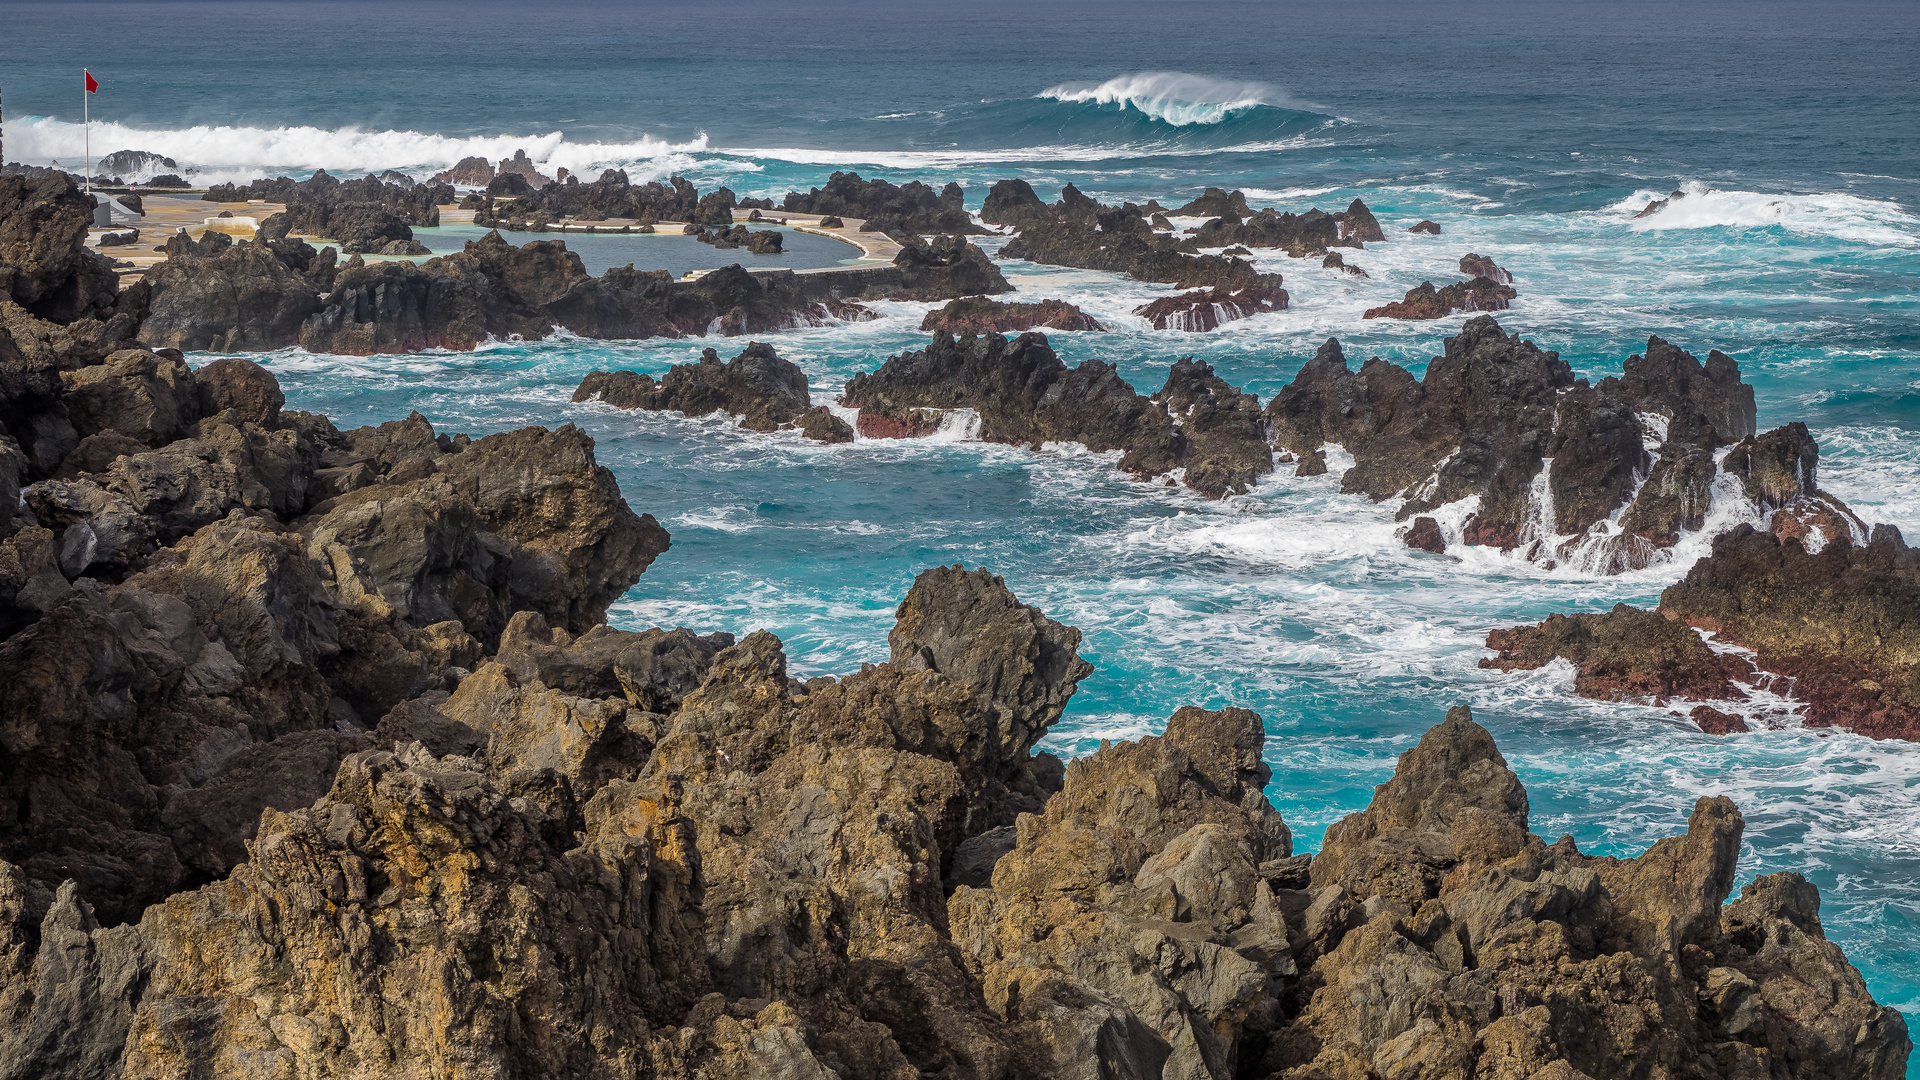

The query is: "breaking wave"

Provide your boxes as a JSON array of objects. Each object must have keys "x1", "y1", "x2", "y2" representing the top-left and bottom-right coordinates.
[
  {"x1": 1610, "y1": 180, "x2": 1920, "y2": 247},
  {"x1": 3, "y1": 116, "x2": 716, "y2": 185},
  {"x1": 1037, "y1": 72, "x2": 1301, "y2": 126}
]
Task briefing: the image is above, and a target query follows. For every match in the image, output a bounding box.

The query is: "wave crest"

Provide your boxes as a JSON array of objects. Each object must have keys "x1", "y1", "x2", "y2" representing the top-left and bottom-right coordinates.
[
  {"x1": 4, "y1": 116, "x2": 713, "y2": 184},
  {"x1": 1036, "y1": 72, "x2": 1295, "y2": 126}
]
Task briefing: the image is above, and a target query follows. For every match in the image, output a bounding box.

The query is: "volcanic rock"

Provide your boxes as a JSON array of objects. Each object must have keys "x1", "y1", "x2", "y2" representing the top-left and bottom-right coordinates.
[
  {"x1": 1153, "y1": 358, "x2": 1274, "y2": 497},
  {"x1": 783, "y1": 171, "x2": 980, "y2": 234},
  {"x1": 921, "y1": 296, "x2": 1104, "y2": 334},
  {"x1": 693, "y1": 224, "x2": 782, "y2": 254},
  {"x1": 431, "y1": 155, "x2": 496, "y2": 186},
  {"x1": 1134, "y1": 284, "x2": 1288, "y2": 330},
  {"x1": 1263, "y1": 321, "x2": 1831, "y2": 572},
  {"x1": 1459, "y1": 252, "x2": 1513, "y2": 284},
  {"x1": 1322, "y1": 251, "x2": 1367, "y2": 276},
  {"x1": 0, "y1": 174, "x2": 121, "y2": 323},
  {"x1": 1409, "y1": 219, "x2": 1442, "y2": 234},
  {"x1": 1362, "y1": 276, "x2": 1516, "y2": 319},
  {"x1": 572, "y1": 341, "x2": 813, "y2": 432},
  {"x1": 980, "y1": 178, "x2": 1051, "y2": 230}
]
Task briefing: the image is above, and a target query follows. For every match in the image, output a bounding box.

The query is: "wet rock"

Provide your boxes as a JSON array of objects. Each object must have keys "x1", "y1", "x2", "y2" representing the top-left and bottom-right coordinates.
[
  {"x1": 1153, "y1": 357, "x2": 1273, "y2": 497},
  {"x1": 980, "y1": 178, "x2": 1051, "y2": 230},
  {"x1": 1133, "y1": 283, "x2": 1287, "y2": 330},
  {"x1": 1002, "y1": 186, "x2": 1283, "y2": 294},
  {"x1": 1403, "y1": 515, "x2": 1446, "y2": 553},
  {"x1": 573, "y1": 341, "x2": 813, "y2": 432},
  {"x1": 1409, "y1": 219, "x2": 1442, "y2": 234},
  {"x1": 920, "y1": 296, "x2": 1104, "y2": 334},
  {"x1": 1362, "y1": 276, "x2": 1516, "y2": 319},
  {"x1": 797, "y1": 405, "x2": 853, "y2": 443},
  {"x1": 1458, "y1": 252, "x2": 1513, "y2": 283},
  {"x1": 1481, "y1": 603, "x2": 1751, "y2": 704},
  {"x1": 1322, "y1": 251, "x2": 1367, "y2": 276},
  {"x1": 693, "y1": 224, "x2": 782, "y2": 253},
  {"x1": 842, "y1": 329, "x2": 1200, "y2": 486}
]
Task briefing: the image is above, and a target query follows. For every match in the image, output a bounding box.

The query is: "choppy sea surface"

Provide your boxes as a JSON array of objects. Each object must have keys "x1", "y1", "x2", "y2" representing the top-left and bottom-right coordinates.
[{"x1": 5, "y1": 0, "x2": 1919, "y2": 1046}]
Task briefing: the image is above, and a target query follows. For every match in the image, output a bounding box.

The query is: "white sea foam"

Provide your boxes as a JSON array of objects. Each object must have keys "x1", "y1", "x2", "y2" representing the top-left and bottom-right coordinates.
[
  {"x1": 1035, "y1": 72, "x2": 1306, "y2": 126},
  {"x1": 716, "y1": 134, "x2": 1336, "y2": 170},
  {"x1": 5, "y1": 116, "x2": 717, "y2": 184},
  {"x1": 1610, "y1": 181, "x2": 1920, "y2": 247}
]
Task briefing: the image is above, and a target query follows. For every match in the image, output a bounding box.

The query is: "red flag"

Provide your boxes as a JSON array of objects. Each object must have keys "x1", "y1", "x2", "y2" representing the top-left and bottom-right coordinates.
[{"x1": 84, "y1": 71, "x2": 98, "y2": 94}]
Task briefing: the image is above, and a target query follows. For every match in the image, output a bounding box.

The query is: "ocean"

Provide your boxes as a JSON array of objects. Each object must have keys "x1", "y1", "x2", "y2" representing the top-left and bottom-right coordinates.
[{"x1": 4, "y1": 0, "x2": 1918, "y2": 1051}]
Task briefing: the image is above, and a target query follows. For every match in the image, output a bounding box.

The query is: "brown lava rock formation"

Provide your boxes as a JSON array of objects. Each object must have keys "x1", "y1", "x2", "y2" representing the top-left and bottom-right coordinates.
[
  {"x1": 1484, "y1": 523, "x2": 1920, "y2": 741},
  {"x1": 920, "y1": 296, "x2": 1105, "y2": 334}
]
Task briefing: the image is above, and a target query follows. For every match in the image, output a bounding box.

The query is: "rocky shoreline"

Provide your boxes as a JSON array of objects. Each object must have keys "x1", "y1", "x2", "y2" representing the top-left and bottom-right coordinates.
[
  {"x1": 2, "y1": 163, "x2": 1913, "y2": 1078},
  {"x1": 1484, "y1": 522, "x2": 1920, "y2": 741}
]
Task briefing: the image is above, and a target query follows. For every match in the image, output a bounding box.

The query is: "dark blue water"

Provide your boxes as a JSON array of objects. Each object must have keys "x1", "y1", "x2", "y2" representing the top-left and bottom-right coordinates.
[{"x1": 4, "y1": 0, "x2": 1918, "y2": 1052}]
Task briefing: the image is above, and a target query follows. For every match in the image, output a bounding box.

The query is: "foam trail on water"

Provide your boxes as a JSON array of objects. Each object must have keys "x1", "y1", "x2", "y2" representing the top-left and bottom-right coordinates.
[
  {"x1": 1610, "y1": 180, "x2": 1920, "y2": 246},
  {"x1": 1036, "y1": 72, "x2": 1299, "y2": 126}
]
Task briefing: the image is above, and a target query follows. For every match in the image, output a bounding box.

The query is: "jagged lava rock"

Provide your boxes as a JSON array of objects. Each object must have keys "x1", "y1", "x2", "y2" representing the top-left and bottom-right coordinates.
[
  {"x1": 573, "y1": 340, "x2": 842, "y2": 437},
  {"x1": 921, "y1": 296, "x2": 1104, "y2": 334},
  {"x1": 1264, "y1": 320, "x2": 1853, "y2": 572},
  {"x1": 1363, "y1": 276, "x2": 1516, "y2": 320}
]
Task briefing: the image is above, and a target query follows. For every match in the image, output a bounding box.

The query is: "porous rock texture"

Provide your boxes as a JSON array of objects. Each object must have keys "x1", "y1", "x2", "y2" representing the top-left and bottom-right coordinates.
[
  {"x1": 137, "y1": 228, "x2": 1004, "y2": 355},
  {"x1": 0, "y1": 541, "x2": 1907, "y2": 1077},
  {"x1": 840, "y1": 330, "x2": 1275, "y2": 497},
  {"x1": 0, "y1": 346, "x2": 668, "y2": 926},
  {"x1": 1258, "y1": 707, "x2": 1908, "y2": 1080},
  {"x1": 1265, "y1": 318, "x2": 1858, "y2": 572},
  {"x1": 573, "y1": 340, "x2": 855, "y2": 441},
  {"x1": 921, "y1": 296, "x2": 1104, "y2": 334},
  {"x1": 1484, "y1": 523, "x2": 1920, "y2": 741},
  {"x1": 783, "y1": 171, "x2": 981, "y2": 235},
  {"x1": 1362, "y1": 276, "x2": 1517, "y2": 320},
  {"x1": 999, "y1": 184, "x2": 1287, "y2": 295}
]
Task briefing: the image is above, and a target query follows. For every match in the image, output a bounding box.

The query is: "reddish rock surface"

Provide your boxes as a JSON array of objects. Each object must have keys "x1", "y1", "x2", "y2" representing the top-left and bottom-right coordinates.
[
  {"x1": 1402, "y1": 515, "x2": 1446, "y2": 553},
  {"x1": 1134, "y1": 284, "x2": 1287, "y2": 330}
]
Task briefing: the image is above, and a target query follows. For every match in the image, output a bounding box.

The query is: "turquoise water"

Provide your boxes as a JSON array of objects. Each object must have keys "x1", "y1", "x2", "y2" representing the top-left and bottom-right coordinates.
[{"x1": 4, "y1": 0, "x2": 1918, "y2": 1048}]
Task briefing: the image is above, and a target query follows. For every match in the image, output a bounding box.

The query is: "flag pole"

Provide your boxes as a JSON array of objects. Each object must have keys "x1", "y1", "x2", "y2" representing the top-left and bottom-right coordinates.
[{"x1": 83, "y1": 70, "x2": 90, "y2": 196}]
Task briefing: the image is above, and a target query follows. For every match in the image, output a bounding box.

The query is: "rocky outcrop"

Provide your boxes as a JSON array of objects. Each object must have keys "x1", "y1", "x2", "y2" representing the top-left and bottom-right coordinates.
[
  {"x1": 1135, "y1": 284, "x2": 1288, "y2": 330},
  {"x1": 1178, "y1": 192, "x2": 1382, "y2": 256},
  {"x1": 0, "y1": 535, "x2": 1905, "y2": 1078},
  {"x1": 0, "y1": 174, "x2": 121, "y2": 323},
  {"x1": 1363, "y1": 276, "x2": 1516, "y2": 319},
  {"x1": 1001, "y1": 184, "x2": 1285, "y2": 294},
  {"x1": 0, "y1": 344, "x2": 668, "y2": 925},
  {"x1": 479, "y1": 170, "x2": 701, "y2": 226},
  {"x1": 1264, "y1": 319, "x2": 1851, "y2": 572},
  {"x1": 430, "y1": 154, "x2": 496, "y2": 186},
  {"x1": 842, "y1": 330, "x2": 1277, "y2": 498},
  {"x1": 782, "y1": 171, "x2": 980, "y2": 235},
  {"x1": 1460, "y1": 252, "x2": 1513, "y2": 284},
  {"x1": 1488, "y1": 523, "x2": 1920, "y2": 740},
  {"x1": 208, "y1": 172, "x2": 453, "y2": 254},
  {"x1": 693, "y1": 224, "x2": 783, "y2": 254},
  {"x1": 1410, "y1": 219, "x2": 1442, "y2": 234},
  {"x1": 573, "y1": 341, "x2": 854, "y2": 440},
  {"x1": 1322, "y1": 251, "x2": 1367, "y2": 277},
  {"x1": 921, "y1": 296, "x2": 1104, "y2": 334},
  {"x1": 980, "y1": 178, "x2": 1051, "y2": 230},
  {"x1": 1260, "y1": 706, "x2": 1908, "y2": 1080},
  {"x1": 1154, "y1": 357, "x2": 1274, "y2": 496},
  {"x1": 137, "y1": 229, "x2": 999, "y2": 355}
]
